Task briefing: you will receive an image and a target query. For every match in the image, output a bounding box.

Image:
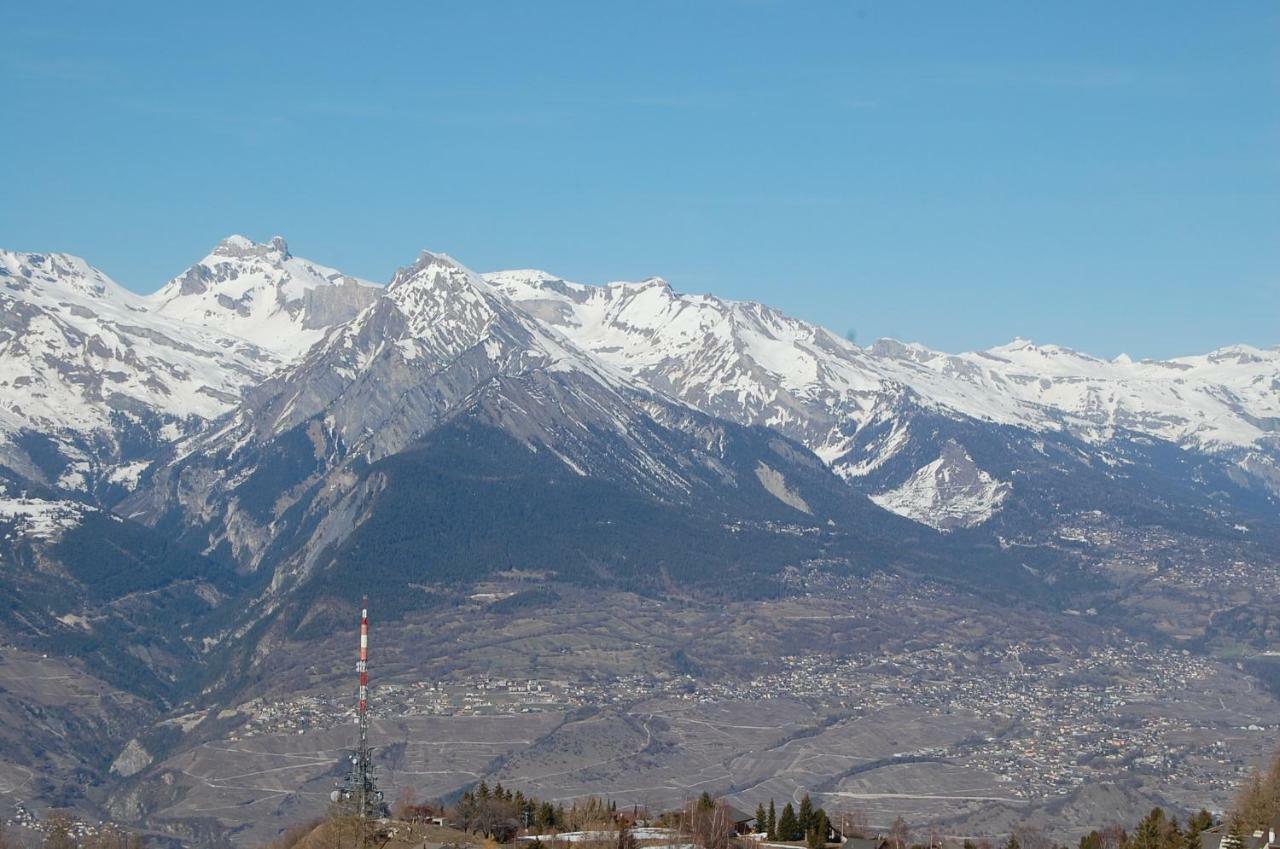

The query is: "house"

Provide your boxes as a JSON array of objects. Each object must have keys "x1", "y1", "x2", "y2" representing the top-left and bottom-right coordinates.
[
  {"x1": 841, "y1": 838, "x2": 891, "y2": 849},
  {"x1": 725, "y1": 807, "x2": 756, "y2": 836},
  {"x1": 1193, "y1": 823, "x2": 1268, "y2": 849},
  {"x1": 1267, "y1": 815, "x2": 1280, "y2": 849}
]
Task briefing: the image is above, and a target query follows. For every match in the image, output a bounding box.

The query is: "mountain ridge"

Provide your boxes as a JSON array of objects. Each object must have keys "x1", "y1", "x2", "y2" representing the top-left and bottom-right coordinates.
[{"x1": 3, "y1": 235, "x2": 1276, "y2": 520}]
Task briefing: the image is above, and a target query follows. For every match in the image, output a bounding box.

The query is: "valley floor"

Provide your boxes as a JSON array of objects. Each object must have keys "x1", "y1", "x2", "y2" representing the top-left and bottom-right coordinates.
[{"x1": 14, "y1": 578, "x2": 1270, "y2": 847}]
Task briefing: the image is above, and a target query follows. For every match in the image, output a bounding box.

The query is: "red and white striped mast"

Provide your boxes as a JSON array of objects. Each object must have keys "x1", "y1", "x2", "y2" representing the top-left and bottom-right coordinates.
[
  {"x1": 355, "y1": 595, "x2": 371, "y2": 824},
  {"x1": 358, "y1": 595, "x2": 369, "y2": 731},
  {"x1": 334, "y1": 595, "x2": 384, "y2": 841}
]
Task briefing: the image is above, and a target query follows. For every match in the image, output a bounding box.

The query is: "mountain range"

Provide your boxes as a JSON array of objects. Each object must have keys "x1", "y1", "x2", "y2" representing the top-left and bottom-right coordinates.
[
  {"x1": 4, "y1": 236, "x2": 1275, "y2": 529},
  {"x1": 0, "y1": 235, "x2": 1277, "y2": 836}
]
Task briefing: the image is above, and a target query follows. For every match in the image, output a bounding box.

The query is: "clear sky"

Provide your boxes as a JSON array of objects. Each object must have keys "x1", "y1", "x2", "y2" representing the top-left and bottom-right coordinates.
[{"x1": 2, "y1": 2, "x2": 1276, "y2": 359}]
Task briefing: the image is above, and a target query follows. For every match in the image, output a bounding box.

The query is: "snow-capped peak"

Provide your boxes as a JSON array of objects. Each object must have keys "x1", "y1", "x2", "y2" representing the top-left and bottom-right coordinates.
[
  {"x1": 379, "y1": 251, "x2": 502, "y2": 348},
  {"x1": 0, "y1": 248, "x2": 281, "y2": 489},
  {"x1": 484, "y1": 267, "x2": 891, "y2": 463},
  {"x1": 149, "y1": 235, "x2": 380, "y2": 358},
  {"x1": 486, "y1": 267, "x2": 1280, "y2": 473},
  {"x1": 388, "y1": 250, "x2": 493, "y2": 294},
  {"x1": 1, "y1": 249, "x2": 139, "y2": 304},
  {"x1": 381, "y1": 252, "x2": 631, "y2": 389}
]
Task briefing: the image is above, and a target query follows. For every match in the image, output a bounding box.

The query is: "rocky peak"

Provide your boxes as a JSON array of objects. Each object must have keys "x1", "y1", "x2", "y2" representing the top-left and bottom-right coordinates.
[
  {"x1": 148, "y1": 236, "x2": 379, "y2": 358},
  {"x1": 208, "y1": 234, "x2": 290, "y2": 263}
]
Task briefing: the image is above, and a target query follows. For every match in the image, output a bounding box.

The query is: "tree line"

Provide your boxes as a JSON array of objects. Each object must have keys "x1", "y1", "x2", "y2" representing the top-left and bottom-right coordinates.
[{"x1": 755, "y1": 794, "x2": 833, "y2": 848}]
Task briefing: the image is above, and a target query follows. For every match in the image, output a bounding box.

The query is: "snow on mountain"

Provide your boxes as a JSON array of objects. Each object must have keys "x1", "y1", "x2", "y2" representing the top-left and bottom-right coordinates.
[
  {"x1": 869, "y1": 441, "x2": 1011, "y2": 530},
  {"x1": 486, "y1": 268, "x2": 1280, "y2": 526},
  {"x1": 136, "y1": 250, "x2": 870, "y2": 587},
  {"x1": 248, "y1": 251, "x2": 647, "y2": 455},
  {"x1": 3, "y1": 235, "x2": 1274, "y2": 532},
  {"x1": 487, "y1": 270, "x2": 1280, "y2": 474},
  {"x1": 140, "y1": 250, "x2": 692, "y2": 576},
  {"x1": 148, "y1": 235, "x2": 380, "y2": 358},
  {"x1": 0, "y1": 250, "x2": 277, "y2": 489},
  {"x1": 0, "y1": 479, "x2": 91, "y2": 541},
  {"x1": 867, "y1": 337, "x2": 1280, "y2": 453},
  {"x1": 484, "y1": 269, "x2": 891, "y2": 462}
]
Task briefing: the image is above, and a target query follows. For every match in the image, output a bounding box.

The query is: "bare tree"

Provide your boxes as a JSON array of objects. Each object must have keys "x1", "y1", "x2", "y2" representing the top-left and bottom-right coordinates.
[
  {"x1": 888, "y1": 817, "x2": 911, "y2": 849},
  {"x1": 681, "y1": 799, "x2": 736, "y2": 849},
  {"x1": 394, "y1": 786, "x2": 418, "y2": 821},
  {"x1": 326, "y1": 806, "x2": 362, "y2": 849},
  {"x1": 1013, "y1": 825, "x2": 1051, "y2": 849},
  {"x1": 264, "y1": 819, "x2": 322, "y2": 849},
  {"x1": 1099, "y1": 824, "x2": 1127, "y2": 849},
  {"x1": 838, "y1": 809, "x2": 870, "y2": 840}
]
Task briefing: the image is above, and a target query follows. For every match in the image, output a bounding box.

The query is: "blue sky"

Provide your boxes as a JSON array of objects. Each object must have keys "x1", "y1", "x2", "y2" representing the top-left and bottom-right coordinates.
[{"x1": 2, "y1": 2, "x2": 1276, "y2": 359}]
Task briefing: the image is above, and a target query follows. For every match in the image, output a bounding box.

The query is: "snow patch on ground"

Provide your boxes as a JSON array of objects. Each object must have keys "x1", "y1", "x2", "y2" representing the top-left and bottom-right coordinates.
[
  {"x1": 106, "y1": 460, "x2": 152, "y2": 490},
  {"x1": 870, "y1": 442, "x2": 1010, "y2": 531},
  {"x1": 0, "y1": 488, "x2": 89, "y2": 541}
]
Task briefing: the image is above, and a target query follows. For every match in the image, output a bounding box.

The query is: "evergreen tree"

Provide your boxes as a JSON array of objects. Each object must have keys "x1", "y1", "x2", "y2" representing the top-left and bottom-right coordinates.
[
  {"x1": 799, "y1": 794, "x2": 814, "y2": 836},
  {"x1": 811, "y1": 810, "x2": 830, "y2": 846},
  {"x1": 757, "y1": 804, "x2": 769, "y2": 835},
  {"x1": 478, "y1": 781, "x2": 491, "y2": 800},
  {"x1": 779, "y1": 803, "x2": 800, "y2": 841},
  {"x1": 698, "y1": 792, "x2": 715, "y2": 812},
  {"x1": 768, "y1": 800, "x2": 778, "y2": 840},
  {"x1": 1131, "y1": 807, "x2": 1167, "y2": 849},
  {"x1": 1004, "y1": 834, "x2": 1021, "y2": 849},
  {"x1": 1189, "y1": 811, "x2": 1215, "y2": 834},
  {"x1": 1182, "y1": 826, "x2": 1201, "y2": 849}
]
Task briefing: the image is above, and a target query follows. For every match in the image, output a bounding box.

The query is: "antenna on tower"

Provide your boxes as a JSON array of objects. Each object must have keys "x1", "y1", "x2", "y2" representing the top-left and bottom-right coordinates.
[{"x1": 331, "y1": 595, "x2": 387, "y2": 845}]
